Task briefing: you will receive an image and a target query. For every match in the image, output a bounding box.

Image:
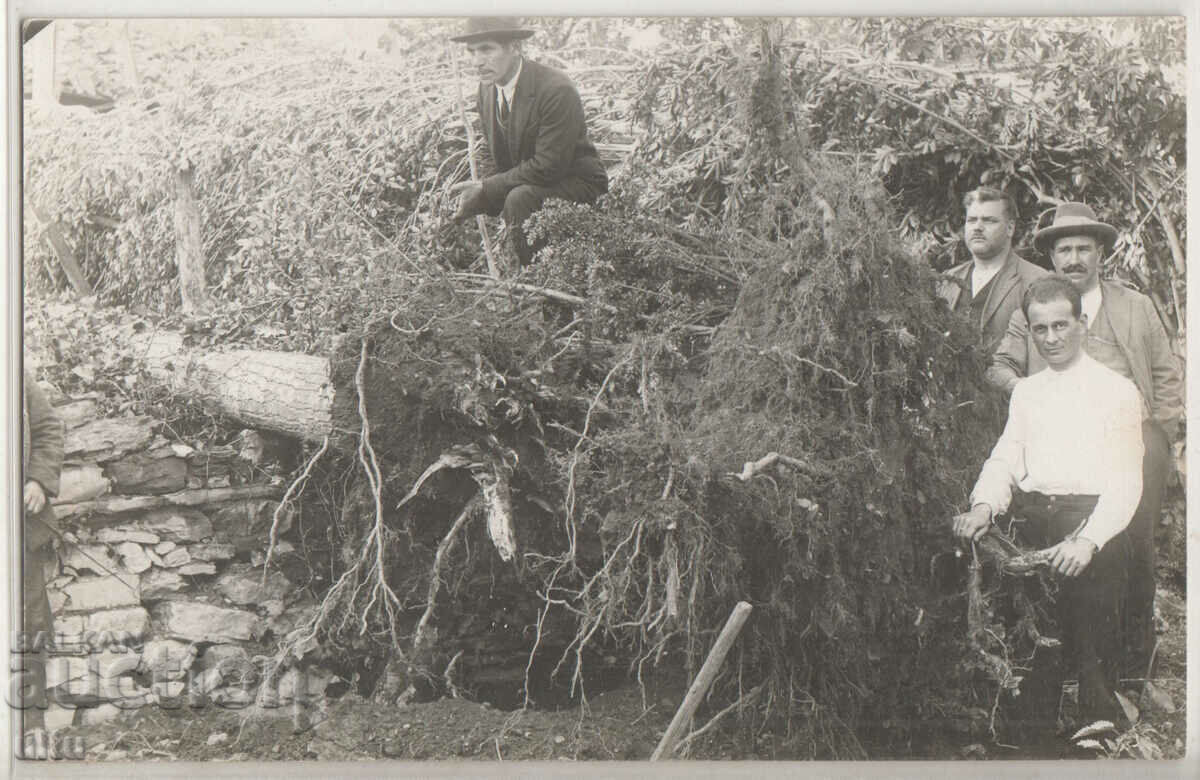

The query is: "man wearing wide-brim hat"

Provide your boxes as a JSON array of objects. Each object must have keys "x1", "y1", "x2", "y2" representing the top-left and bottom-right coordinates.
[
  {"x1": 988, "y1": 201, "x2": 1183, "y2": 686},
  {"x1": 448, "y1": 17, "x2": 608, "y2": 268}
]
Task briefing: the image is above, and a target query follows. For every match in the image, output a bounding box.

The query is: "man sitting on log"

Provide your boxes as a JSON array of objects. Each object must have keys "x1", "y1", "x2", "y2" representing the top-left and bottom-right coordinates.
[
  {"x1": 987, "y1": 202, "x2": 1182, "y2": 682},
  {"x1": 952, "y1": 275, "x2": 1144, "y2": 753},
  {"x1": 448, "y1": 17, "x2": 609, "y2": 269}
]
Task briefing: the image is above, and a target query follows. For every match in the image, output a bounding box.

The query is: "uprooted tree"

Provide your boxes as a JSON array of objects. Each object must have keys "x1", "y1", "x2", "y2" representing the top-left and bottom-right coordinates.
[{"x1": 23, "y1": 17, "x2": 1184, "y2": 757}]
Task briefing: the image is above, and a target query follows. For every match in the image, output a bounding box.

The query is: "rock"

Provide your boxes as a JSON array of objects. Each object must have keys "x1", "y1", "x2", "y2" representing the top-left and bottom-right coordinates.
[
  {"x1": 105, "y1": 453, "x2": 188, "y2": 495},
  {"x1": 1142, "y1": 681, "x2": 1176, "y2": 713},
  {"x1": 54, "y1": 398, "x2": 99, "y2": 430},
  {"x1": 153, "y1": 681, "x2": 188, "y2": 699},
  {"x1": 44, "y1": 703, "x2": 77, "y2": 731},
  {"x1": 276, "y1": 666, "x2": 332, "y2": 705},
  {"x1": 171, "y1": 442, "x2": 196, "y2": 458},
  {"x1": 267, "y1": 599, "x2": 320, "y2": 639},
  {"x1": 79, "y1": 704, "x2": 125, "y2": 726},
  {"x1": 215, "y1": 563, "x2": 292, "y2": 606},
  {"x1": 189, "y1": 543, "x2": 236, "y2": 562},
  {"x1": 60, "y1": 544, "x2": 119, "y2": 576},
  {"x1": 47, "y1": 589, "x2": 68, "y2": 613},
  {"x1": 200, "y1": 645, "x2": 260, "y2": 688},
  {"x1": 211, "y1": 499, "x2": 289, "y2": 552},
  {"x1": 137, "y1": 508, "x2": 214, "y2": 542},
  {"x1": 211, "y1": 687, "x2": 253, "y2": 708},
  {"x1": 146, "y1": 549, "x2": 166, "y2": 567},
  {"x1": 261, "y1": 599, "x2": 287, "y2": 617},
  {"x1": 161, "y1": 548, "x2": 191, "y2": 568},
  {"x1": 61, "y1": 575, "x2": 141, "y2": 612},
  {"x1": 237, "y1": 430, "x2": 266, "y2": 465},
  {"x1": 178, "y1": 562, "x2": 217, "y2": 576},
  {"x1": 64, "y1": 416, "x2": 155, "y2": 463},
  {"x1": 85, "y1": 607, "x2": 150, "y2": 641},
  {"x1": 54, "y1": 614, "x2": 86, "y2": 643},
  {"x1": 54, "y1": 464, "x2": 110, "y2": 504},
  {"x1": 207, "y1": 732, "x2": 229, "y2": 746},
  {"x1": 153, "y1": 601, "x2": 262, "y2": 643},
  {"x1": 95, "y1": 527, "x2": 160, "y2": 545},
  {"x1": 115, "y1": 542, "x2": 153, "y2": 574},
  {"x1": 139, "y1": 564, "x2": 184, "y2": 595},
  {"x1": 154, "y1": 541, "x2": 177, "y2": 555},
  {"x1": 46, "y1": 651, "x2": 141, "y2": 701},
  {"x1": 139, "y1": 639, "x2": 198, "y2": 681}
]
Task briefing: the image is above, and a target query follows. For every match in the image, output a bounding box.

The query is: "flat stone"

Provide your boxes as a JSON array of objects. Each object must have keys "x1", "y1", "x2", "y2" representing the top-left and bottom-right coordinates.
[
  {"x1": 137, "y1": 508, "x2": 213, "y2": 542},
  {"x1": 200, "y1": 645, "x2": 260, "y2": 688},
  {"x1": 54, "y1": 398, "x2": 99, "y2": 430},
  {"x1": 95, "y1": 527, "x2": 160, "y2": 545},
  {"x1": 44, "y1": 703, "x2": 77, "y2": 731},
  {"x1": 210, "y1": 499, "x2": 289, "y2": 551},
  {"x1": 266, "y1": 599, "x2": 319, "y2": 639},
  {"x1": 161, "y1": 548, "x2": 191, "y2": 568},
  {"x1": 47, "y1": 589, "x2": 68, "y2": 613},
  {"x1": 154, "y1": 541, "x2": 177, "y2": 555},
  {"x1": 64, "y1": 416, "x2": 155, "y2": 463},
  {"x1": 153, "y1": 601, "x2": 262, "y2": 643},
  {"x1": 116, "y1": 542, "x2": 152, "y2": 574},
  {"x1": 153, "y1": 680, "x2": 187, "y2": 699},
  {"x1": 178, "y1": 562, "x2": 217, "y2": 576},
  {"x1": 105, "y1": 453, "x2": 187, "y2": 495},
  {"x1": 79, "y1": 704, "x2": 125, "y2": 726},
  {"x1": 140, "y1": 569, "x2": 186, "y2": 601},
  {"x1": 55, "y1": 464, "x2": 110, "y2": 504},
  {"x1": 46, "y1": 651, "x2": 141, "y2": 700},
  {"x1": 139, "y1": 639, "x2": 198, "y2": 681},
  {"x1": 189, "y1": 543, "x2": 236, "y2": 562},
  {"x1": 85, "y1": 607, "x2": 150, "y2": 641},
  {"x1": 61, "y1": 575, "x2": 141, "y2": 612},
  {"x1": 60, "y1": 544, "x2": 119, "y2": 576},
  {"x1": 146, "y1": 549, "x2": 166, "y2": 567},
  {"x1": 274, "y1": 666, "x2": 332, "y2": 706},
  {"x1": 215, "y1": 564, "x2": 291, "y2": 606},
  {"x1": 211, "y1": 687, "x2": 253, "y2": 708}
]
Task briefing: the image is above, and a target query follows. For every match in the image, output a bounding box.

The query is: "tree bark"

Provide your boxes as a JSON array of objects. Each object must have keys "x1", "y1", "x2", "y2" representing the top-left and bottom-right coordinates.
[
  {"x1": 131, "y1": 330, "x2": 334, "y2": 443},
  {"x1": 174, "y1": 165, "x2": 210, "y2": 315}
]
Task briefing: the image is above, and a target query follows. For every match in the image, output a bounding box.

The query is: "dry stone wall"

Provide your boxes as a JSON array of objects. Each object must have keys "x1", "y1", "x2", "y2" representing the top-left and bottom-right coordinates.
[{"x1": 37, "y1": 389, "x2": 332, "y2": 731}]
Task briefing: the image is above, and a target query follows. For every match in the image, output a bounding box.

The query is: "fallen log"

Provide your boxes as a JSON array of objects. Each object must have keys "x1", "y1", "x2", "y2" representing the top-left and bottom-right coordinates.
[{"x1": 127, "y1": 330, "x2": 334, "y2": 443}]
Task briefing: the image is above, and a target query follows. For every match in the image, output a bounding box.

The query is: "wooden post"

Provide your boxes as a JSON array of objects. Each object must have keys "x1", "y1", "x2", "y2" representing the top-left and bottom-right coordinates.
[
  {"x1": 30, "y1": 21, "x2": 59, "y2": 106},
  {"x1": 174, "y1": 164, "x2": 210, "y2": 315},
  {"x1": 450, "y1": 45, "x2": 502, "y2": 279},
  {"x1": 28, "y1": 201, "x2": 94, "y2": 296},
  {"x1": 650, "y1": 601, "x2": 753, "y2": 760}
]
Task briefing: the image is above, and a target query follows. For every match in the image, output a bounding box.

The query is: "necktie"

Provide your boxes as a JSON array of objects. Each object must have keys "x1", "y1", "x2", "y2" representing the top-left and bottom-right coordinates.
[{"x1": 499, "y1": 92, "x2": 510, "y2": 124}]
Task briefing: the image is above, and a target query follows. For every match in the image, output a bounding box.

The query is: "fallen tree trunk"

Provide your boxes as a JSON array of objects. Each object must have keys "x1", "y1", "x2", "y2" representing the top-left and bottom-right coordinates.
[{"x1": 127, "y1": 330, "x2": 334, "y2": 443}]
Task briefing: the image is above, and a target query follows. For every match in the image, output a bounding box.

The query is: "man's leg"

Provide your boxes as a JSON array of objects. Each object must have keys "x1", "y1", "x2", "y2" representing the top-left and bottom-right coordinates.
[
  {"x1": 19, "y1": 535, "x2": 53, "y2": 749},
  {"x1": 1124, "y1": 421, "x2": 1169, "y2": 679},
  {"x1": 1060, "y1": 531, "x2": 1129, "y2": 726},
  {"x1": 501, "y1": 177, "x2": 606, "y2": 268}
]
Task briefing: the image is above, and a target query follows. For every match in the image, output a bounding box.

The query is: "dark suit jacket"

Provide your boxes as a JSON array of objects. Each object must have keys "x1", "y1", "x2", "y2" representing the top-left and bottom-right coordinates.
[
  {"x1": 987, "y1": 281, "x2": 1183, "y2": 437},
  {"x1": 937, "y1": 248, "x2": 1049, "y2": 353},
  {"x1": 475, "y1": 59, "x2": 607, "y2": 209},
  {"x1": 23, "y1": 373, "x2": 64, "y2": 549}
]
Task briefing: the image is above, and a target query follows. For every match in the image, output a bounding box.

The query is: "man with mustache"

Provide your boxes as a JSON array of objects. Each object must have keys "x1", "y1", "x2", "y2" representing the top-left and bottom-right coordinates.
[
  {"x1": 937, "y1": 187, "x2": 1048, "y2": 354},
  {"x1": 448, "y1": 17, "x2": 608, "y2": 269},
  {"x1": 988, "y1": 202, "x2": 1183, "y2": 684},
  {"x1": 955, "y1": 275, "x2": 1144, "y2": 754}
]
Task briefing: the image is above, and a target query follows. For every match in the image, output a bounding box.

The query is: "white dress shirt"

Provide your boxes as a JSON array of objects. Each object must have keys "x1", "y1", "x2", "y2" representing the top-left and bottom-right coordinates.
[
  {"x1": 496, "y1": 58, "x2": 523, "y2": 118},
  {"x1": 970, "y1": 352, "x2": 1143, "y2": 549},
  {"x1": 1080, "y1": 285, "x2": 1103, "y2": 330},
  {"x1": 970, "y1": 259, "x2": 1003, "y2": 298}
]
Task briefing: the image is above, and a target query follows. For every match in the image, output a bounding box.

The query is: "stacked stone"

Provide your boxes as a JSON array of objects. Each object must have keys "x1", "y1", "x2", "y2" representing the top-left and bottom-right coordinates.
[{"x1": 37, "y1": 390, "x2": 328, "y2": 730}]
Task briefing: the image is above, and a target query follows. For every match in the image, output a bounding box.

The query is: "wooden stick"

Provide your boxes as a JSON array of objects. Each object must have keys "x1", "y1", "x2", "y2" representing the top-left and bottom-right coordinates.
[
  {"x1": 450, "y1": 45, "x2": 501, "y2": 279},
  {"x1": 53, "y1": 483, "x2": 280, "y2": 518},
  {"x1": 650, "y1": 601, "x2": 753, "y2": 761}
]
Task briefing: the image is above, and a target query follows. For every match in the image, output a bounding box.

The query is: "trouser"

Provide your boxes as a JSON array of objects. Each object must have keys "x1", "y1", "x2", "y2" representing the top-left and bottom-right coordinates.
[
  {"x1": 1007, "y1": 492, "x2": 1129, "y2": 736},
  {"x1": 488, "y1": 175, "x2": 606, "y2": 267},
  {"x1": 16, "y1": 532, "x2": 54, "y2": 733},
  {"x1": 1123, "y1": 420, "x2": 1169, "y2": 678}
]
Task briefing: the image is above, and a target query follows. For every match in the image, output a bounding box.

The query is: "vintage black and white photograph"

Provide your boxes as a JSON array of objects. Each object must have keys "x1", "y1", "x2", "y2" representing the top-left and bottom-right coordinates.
[{"x1": 9, "y1": 12, "x2": 1188, "y2": 766}]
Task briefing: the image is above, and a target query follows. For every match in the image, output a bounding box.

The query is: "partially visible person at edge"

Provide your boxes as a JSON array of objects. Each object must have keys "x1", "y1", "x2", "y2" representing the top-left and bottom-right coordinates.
[
  {"x1": 954, "y1": 275, "x2": 1143, "y2": 756},
  {"x1": 448, "y1": 17, "x2": 608, "y2": 269},
  {"x1": 937, "y1": 187, "x2": 1048, "y2": 354},
  {"x1": 19, "y1": 369, "x2": 64, "y2": 759},
  {"x1": 988, "y1": 202, "x2": 1183, "y2": 682}
]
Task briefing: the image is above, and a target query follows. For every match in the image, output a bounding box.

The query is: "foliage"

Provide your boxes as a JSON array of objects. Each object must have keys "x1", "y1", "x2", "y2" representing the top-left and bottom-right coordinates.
[{"x1": 22, "y1": 17, "x2": 1186, "y2": 759}]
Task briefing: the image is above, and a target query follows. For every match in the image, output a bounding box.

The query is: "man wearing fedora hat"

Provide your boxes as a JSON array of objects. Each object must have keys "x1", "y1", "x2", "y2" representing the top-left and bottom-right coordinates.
[
  {"x1": 448, "y1": 17, "x2": 608, "y2": 268},
  {"x1": 937, "y1": 187, "x2": 1048, "y2": 354},
  {"x1": 988, "y1": 201, "x2": 1183, "y2": 682}
]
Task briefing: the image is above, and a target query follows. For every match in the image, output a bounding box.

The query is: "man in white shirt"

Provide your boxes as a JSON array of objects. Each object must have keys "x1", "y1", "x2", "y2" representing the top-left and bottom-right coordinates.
[{"x1": 953, "y1": 275, "x2": 1143, "y2": 750}]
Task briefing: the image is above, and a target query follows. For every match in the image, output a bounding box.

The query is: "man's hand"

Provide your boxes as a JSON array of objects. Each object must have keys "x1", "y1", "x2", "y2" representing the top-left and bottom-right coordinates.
[
  {"x1": 449, "y1": 181, "x2": 486, "y2": 222},
  {"x1": 24, "y1": 480, "x2": 46, "y2": 514},
  {"x1": 951, "y1": 504, "x2": 992, "y2": 542},
  {"x1": 1046, "y1": 537, "x2": 1097, "y2": 578}
]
